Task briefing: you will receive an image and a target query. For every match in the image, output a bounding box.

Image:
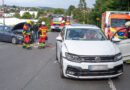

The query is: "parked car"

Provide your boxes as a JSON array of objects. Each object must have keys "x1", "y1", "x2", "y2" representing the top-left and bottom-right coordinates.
[
  {"x1": 56, "y1": 24, "x2": 123, "y2": 79},
  {"x1": 0, "y1": 26, "x2": 23, "y2": 44}
]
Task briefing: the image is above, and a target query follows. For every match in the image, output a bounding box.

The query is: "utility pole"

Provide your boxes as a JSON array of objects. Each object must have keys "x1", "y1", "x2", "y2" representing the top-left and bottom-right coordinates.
[{"x1": 2, "y1": 0, "x2": 5, "y2": 26}]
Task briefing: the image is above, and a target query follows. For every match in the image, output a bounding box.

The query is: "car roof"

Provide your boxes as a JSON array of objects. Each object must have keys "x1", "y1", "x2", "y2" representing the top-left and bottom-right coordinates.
[{"x1": 65, "y1": 24, "x2": 100, "y2": 29}]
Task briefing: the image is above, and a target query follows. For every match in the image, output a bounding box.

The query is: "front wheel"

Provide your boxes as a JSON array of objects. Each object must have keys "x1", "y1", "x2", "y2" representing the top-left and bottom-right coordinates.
[
  {"x1": 56, "y1": 44, "x2": 58, "y2": 60},
  {"x1": 60, "y1": 55, "x2": 65, "y2": 78},
  {"x1": 12, "y1": 37, "x2": 17, "y2": 44}
]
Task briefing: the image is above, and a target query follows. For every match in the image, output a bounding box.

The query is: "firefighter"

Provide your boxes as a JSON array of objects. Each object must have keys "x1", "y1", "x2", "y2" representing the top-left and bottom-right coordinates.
[
  {"x1": 22, "y1": 20, "x2": 31, "y2": 49},
  {"x1": 38, "y1": 22, "x2": 47, "y2": 48}
]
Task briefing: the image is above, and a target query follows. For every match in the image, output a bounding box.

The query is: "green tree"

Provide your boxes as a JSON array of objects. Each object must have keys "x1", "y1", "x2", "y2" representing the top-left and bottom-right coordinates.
[
  {"x1": 32, "y1": 13, "x2": 35, "y2": 19},
  {"x1": 37, "y1": 10, "x2": 45, "y2": 18},
  {"x1": 47, "y1": 9, "x2": 55, "y2": 13},
  {"x1": 14, "y1": 12, "x2": 20, "y2": 18},
  {"x1": 38, "y1": 17, "x2": 51, "y2": 26},
  {"x1": 78, "y1": 0, "x2": 87, "y2": 9},
  {"x1": 73, "y1": 8, "x2": 84, "y2": 23},
  {"x1": 78, "y1": 0, "x2": 87, "y2": 24},
  {"x1": 54, "y1": 8, "x2": 65, "y2": 15},
  {"x1": 21, "y1": 12, "x2": 32, "y2": 19},
  {"x1": 67, "y1": 5, "x2": 75, "y2": 16}
]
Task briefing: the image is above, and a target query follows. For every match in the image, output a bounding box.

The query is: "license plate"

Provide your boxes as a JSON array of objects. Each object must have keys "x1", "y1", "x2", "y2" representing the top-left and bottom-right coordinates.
[{"x1": 88, "y1": 65, "x2": 108, "y2": 71}]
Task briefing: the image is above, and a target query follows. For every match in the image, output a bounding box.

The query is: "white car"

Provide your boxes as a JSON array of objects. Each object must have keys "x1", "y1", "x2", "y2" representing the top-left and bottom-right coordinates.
[{"x1": 56, "y1": 24, "x2": 123, "y2": 79}]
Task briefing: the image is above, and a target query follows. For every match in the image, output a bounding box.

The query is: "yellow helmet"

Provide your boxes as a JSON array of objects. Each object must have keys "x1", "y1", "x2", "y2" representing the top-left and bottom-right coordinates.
[{"x1": 26, "y1": 20, "x2": 31, "y2": 24}]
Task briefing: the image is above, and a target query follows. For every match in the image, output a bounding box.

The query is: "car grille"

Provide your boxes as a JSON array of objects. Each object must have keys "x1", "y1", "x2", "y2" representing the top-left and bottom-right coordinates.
[
  {"x1": 66, "y1": 65, "x2": 123, "y2": 76},
  {"x1": 81, "y1": 56, "x2": 115, "y2": 62}
]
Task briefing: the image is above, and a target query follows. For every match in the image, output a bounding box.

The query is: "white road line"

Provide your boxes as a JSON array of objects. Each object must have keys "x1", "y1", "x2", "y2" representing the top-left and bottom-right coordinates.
[{"x1": 108, "y1": 79, "x2": 117, "y2": 90}]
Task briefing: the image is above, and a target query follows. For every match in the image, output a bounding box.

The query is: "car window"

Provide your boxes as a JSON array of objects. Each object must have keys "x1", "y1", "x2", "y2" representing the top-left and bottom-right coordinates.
[
  {"x1": 111, "y1": 19, "x2": 130, "y2": 28},
  {"x1": 0, "y1": 26, "x2": 4, "y2": 31},
  {"x1": 4, "y1": 26, "x2": 11, "y2": 32},
  {"x1": 65, "y1": 28, "x2": 107, "y2": 41}
]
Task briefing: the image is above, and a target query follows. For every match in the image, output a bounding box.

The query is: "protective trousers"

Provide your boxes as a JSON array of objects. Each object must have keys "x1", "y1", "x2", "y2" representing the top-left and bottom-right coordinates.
[
  {"x1": 38, "y1": 36, "x2": 46, "y2": 47},
  {"x1": 23, "y1": 35, "x2": 31, "y2": 48}
]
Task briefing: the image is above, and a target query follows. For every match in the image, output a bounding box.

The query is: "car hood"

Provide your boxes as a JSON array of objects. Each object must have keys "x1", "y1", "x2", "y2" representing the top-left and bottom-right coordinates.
[{"x1": 64, "y1": 40, "x2": 119, "y2": 56}]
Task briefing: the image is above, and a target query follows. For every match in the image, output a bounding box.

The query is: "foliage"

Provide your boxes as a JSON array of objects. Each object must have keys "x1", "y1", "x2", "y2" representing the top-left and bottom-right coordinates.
[
  {"x1": 38, "y1": 17, "x2": 51, "y2": 26},
  {"x1": 67, "y1": 5, "x2": 75, "y2": 16},
  {"x1": 78, "y1": 0, "x2": 87, "y2": 9},
  {"x1": 32, "y1": 13, "x2": 35, "y2": 18},
  {"x1": 37, "y1": 10, "x2": 45, "y2": 18},
  {"x1": 21, "y1": 12, "x2": 32, "y2": 19},
  {"x1": 54, "y1": 8, "x2": 65, "y2": 15},
  {"x1": 73, "y1": 8, "x2": 84, "y2": 23},
  {"x1": 14, "y1": 12, "x2": 21, "y2": 18},
  {"x1": 72, "y1": 0, "x2": 87, "y2": 24},
  {"x1": 47, "y1": 9, "x2": 55, "y2": 13}
]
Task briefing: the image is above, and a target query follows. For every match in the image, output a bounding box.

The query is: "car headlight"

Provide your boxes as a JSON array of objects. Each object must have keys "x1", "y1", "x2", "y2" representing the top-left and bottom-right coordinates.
[
  {"x1": 114, "y1": 53, "x2": 122, "y2": 61},
  {"x1": 65, "y1": 53, "x2": 83, "y2": 63},
  {"x1": 17, "y1": 36, "x2": 23, "y2": 40}
]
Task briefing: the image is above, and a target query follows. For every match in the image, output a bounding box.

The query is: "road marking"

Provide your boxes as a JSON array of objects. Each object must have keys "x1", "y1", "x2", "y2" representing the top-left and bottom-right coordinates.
[{"x1": 108, "y1": 79, "x2": 117, "y2": 90}]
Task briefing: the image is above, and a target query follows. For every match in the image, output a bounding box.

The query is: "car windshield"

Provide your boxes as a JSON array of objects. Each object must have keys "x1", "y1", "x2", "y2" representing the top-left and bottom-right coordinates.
[
  {"x1": 66, "y1": 28, "x2": 107, "y2": 41},
  {"x1": 53, "y1": 17, "x2": 62, "y2": 22},
  {"x1": 111, "y1": 19, "x2": 130, "y2": 28}
]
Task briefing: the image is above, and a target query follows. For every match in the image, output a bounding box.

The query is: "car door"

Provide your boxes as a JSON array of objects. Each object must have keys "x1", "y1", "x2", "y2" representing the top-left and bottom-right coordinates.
[
  {"x1": 56, "y1": 29, "x2": 65, "y2": 62},
  {"x1": 2, "y1": 26, "x2": 12, "y2": 42},
  {"x1": 111, "y1": 28, "x2": 130, "y2": 61},
  {"x1": 0, "y1": 26, "x2": 5, "y2": 41},
  {"x1": 118, "y1": 39, "x2": 130, "y2": 61}
]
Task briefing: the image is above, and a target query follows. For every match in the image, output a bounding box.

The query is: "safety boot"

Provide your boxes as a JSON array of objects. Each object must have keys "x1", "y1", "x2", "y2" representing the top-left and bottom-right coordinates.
[
  {"x1": 38, "y1": 43, "x2": 42, "y2": 49},
  {"x1": 42, "y1": 42, "x2": 46, "y2": 48},
  {"x1": 26, "y1": 44, "x2": 31, "y2": 50},
  {"x1": 22, "y1": 43, "x2": 26, "y2": 48}
]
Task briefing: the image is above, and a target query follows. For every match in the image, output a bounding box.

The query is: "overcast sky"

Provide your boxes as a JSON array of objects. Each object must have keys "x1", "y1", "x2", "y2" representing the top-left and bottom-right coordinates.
[{"x1": 0, "y1": 0, "x2": 96, "y2": 9}]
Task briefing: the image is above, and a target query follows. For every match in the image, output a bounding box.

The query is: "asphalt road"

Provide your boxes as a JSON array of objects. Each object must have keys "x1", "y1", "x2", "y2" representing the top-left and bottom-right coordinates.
[{"x1": 0, "y1": 32, "x2": 130, "y2": 90}]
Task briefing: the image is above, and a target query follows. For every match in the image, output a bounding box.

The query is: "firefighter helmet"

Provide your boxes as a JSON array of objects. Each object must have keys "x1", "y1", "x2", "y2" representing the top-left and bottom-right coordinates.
[
  {"x1": 26, "y1": 20, "x2": 31, "y2": 24},
  {"x1": 42, "y1": 22, "x2": 45, "y2": 25}
]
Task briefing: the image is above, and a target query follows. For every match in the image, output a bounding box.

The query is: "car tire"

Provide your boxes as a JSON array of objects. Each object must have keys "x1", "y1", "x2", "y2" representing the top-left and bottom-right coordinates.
[
  {"x1": 60, "y1": 55, "x2": 65, "y2": 78},
  {"x1": 12, "y1": 37, "x2": 17, "y2": 44}
]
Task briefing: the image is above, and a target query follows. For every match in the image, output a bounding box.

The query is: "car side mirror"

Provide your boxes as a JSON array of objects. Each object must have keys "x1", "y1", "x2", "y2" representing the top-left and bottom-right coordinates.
[
  {"x1": 125, "y1": 21, "x2": 130, "y2": 27},
  {"x1": 111, "y1": 37, "x2": 121, "y2": 42},
  {"x1": 56, "y1": 36, "x2": 62, "y2": 42}
]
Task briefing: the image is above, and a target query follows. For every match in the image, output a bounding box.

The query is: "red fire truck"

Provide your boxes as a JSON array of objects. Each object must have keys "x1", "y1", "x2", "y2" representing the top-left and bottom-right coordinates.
[{"x1": 51, "y1": 16, "x2": 65, "y2": 32}]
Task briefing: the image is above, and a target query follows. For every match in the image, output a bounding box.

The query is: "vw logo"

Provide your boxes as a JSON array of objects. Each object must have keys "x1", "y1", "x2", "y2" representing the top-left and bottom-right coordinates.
[{"x1": 95, "y1": 57, "x2": 101, "y2": 62}]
